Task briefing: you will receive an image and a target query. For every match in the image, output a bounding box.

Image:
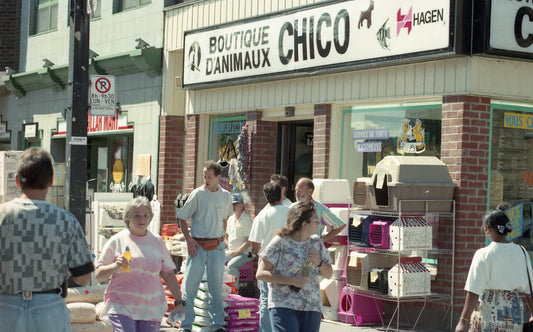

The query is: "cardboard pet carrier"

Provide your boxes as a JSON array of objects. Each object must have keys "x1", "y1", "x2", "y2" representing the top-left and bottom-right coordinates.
[
  {"x1": 366, "y1": 156, "x2": 456, "y2": 212},
  {"x1": 389, "y1": 216, "x2": 433, "y2": 251},
  {"x1": 388, "y1": 257, "x2": 431, "y2": 297}
]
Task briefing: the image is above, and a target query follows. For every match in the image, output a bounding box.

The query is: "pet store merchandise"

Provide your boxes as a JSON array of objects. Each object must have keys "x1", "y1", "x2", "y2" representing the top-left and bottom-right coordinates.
[
  {"x1": 342, "y1": 156, "x2": 456, "y2": 330},
  {"x1": 313, "y1": 157, "x2": 456, "y2": 331}
]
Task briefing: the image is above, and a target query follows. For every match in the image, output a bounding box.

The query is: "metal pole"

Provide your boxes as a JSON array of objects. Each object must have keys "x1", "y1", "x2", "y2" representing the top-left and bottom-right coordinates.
[{"x1": 66, "y1": 0, "x2": 89, "y2": 230}]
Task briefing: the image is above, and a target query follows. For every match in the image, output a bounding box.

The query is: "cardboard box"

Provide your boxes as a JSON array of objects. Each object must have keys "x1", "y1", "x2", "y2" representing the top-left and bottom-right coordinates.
[
  {"x1": 0, "y1": 151, "x2": 22, "y2": 196},
  {"x1": 389, "y1": 217, "x2": 433, "y2": 251},
  {"x1": 388, "y1": 257, "x2": 430, "y2": 297}
]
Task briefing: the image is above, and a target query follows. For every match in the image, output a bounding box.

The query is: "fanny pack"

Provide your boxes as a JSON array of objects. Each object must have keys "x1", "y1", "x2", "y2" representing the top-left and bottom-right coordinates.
[{"x1": 194, "y1": 237, "x2": 223, "y2": 251}]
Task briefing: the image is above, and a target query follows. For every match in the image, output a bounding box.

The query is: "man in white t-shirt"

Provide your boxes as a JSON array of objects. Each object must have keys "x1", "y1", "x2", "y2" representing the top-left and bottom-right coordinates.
[
  {"x1": 270, "y1": 174, "x2": 292, "y2": 207},
  {"x1": 177, "y1": 161, "x2": 233, "y2": 332},
  {"x1": 249, "y1": 183, "x2": 289, "y2": 332}
]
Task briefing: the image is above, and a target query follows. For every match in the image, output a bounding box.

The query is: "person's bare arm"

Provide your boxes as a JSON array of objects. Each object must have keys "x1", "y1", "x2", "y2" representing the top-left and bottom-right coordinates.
[
  {"x1": 455, "y1": 291, "x2": 479, "y2": 332},
  {"x1": 179, "y1": 218, "x2": 198, "y2": 257},
  {"x1": 256, "y1": 258, "x2": 308, "y2": 288}
]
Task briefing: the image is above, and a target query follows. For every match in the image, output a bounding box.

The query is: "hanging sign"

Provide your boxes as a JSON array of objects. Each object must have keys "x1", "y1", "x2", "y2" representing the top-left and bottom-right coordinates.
[{"x1": 89, "y1": 75, "x2": 117, "y2": 116}]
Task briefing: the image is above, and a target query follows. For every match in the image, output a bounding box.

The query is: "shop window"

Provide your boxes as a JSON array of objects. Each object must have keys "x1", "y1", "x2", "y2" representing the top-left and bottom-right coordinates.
[
  {"x1": 490, "y1": 104, "x2": 533, "y2": 253},
  {"x1": 209, "y1": 116, "x2": 246, "y2": 191},
  {"x1": 108, "y1": 136, "x2": 132, "y2": 193},
  {"x1": 113, "y1": 0, "x2": 150, "y2": 13},
  {"x1": 32, "y1": 0, "x2": 58, "y2": 35},
  {"x1": 340, "y1": 103, "x2": 442, "y2": 182}
]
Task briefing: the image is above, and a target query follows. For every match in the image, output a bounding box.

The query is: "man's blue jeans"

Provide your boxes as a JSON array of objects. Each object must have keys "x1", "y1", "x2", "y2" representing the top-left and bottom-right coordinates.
[
  {"x1": 258, "y1": 280, "x2": 272, "y2": 332},
  {"x1": 226, "y1": 252, "x2": 254, "y2": 288},
  {"x1": 0, "y1": 293, "x2": 71, "y2": 332},
  {"x1": 181, "y1": 241, "x2": 226, "y2": 331}
]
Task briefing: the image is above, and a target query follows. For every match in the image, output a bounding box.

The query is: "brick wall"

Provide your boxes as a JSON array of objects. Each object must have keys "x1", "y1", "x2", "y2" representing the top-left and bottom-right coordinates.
[
  {"x1": 440, "y1": 95, "x2": 491, "y2": 312},
  {"x1": 158, "y1": 115, "x2": 186, "y2": 225},
  {"x1": 246, "y1": 110, "x2": 277, "y2": 216},
  {"x1": 0, "y1": 0, "x2": 22, "y2": 71},
  {"x1": 313, "y1": 104, "x2": 331, "y2": 179},
  {"x1": 184, "y1": 114, "x2": 200, "y2": 193}
]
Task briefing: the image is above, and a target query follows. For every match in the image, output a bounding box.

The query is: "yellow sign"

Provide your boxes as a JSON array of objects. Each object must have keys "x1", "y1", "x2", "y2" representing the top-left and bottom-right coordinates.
[
  {"x1": 504, "y1": 112, "x2": 533, "y2": 129},
  {"x1": 112, "y1": 159, "x2": 124, "y2": 183},
  {"x1": 237, "y1": 309, "x2": 251, "y2": 319}
]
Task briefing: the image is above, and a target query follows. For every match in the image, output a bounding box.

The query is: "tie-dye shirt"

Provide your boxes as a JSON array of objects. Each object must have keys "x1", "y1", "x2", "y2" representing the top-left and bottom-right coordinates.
[{"x1": 96, "y1": 229, "x2": 175, "y2": 321}]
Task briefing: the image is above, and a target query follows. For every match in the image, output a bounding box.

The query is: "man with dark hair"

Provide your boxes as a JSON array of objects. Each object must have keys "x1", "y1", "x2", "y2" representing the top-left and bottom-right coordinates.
[
  {"x1": 249, "y1": 182, "x2": 290, "y2": 332},
  {"x1": 270, "y1": 174, "x2": 292, "y2": 207},
  {"x1": 177, "y1": 160, "x2": 233, "y2": 332},
  {"x1": 0, "y1": 147, "x2": 94, "y2": 332},
  {"x1": 292, "y1": 177, "x2": 346, "y2": 244}
]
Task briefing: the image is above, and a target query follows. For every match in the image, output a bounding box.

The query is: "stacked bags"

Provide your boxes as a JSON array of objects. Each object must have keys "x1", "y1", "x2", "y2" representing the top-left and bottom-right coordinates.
[
  {"x1": 64, "y1": 284, "x2": 112, "y2": 332},
  {"x1": 224, "y1": 294, "x2": 260, "y2": 332}
]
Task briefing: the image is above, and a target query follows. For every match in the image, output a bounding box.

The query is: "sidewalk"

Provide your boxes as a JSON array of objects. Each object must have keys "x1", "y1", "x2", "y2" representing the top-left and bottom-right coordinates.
[{"x1": 159, "y1": 319, "x2": 445, "y2": 332}]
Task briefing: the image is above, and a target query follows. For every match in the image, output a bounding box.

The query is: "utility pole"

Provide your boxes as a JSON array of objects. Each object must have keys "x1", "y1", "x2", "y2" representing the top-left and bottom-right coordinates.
[{"x1": 66, "y1": 0, "x2": 90, "y2": 230}]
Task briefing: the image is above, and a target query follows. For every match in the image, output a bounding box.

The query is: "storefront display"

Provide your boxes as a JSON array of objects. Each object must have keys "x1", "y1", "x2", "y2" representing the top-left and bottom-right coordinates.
[{"x1": 340, "y1": 103, "x2": 442, "y2": 181}]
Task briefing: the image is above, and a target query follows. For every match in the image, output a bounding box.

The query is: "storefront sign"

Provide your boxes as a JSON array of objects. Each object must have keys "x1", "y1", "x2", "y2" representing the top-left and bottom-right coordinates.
[
  {"x1": 504, "y1": 112, "x2": 533, "y2": 129},
  {"x1": 214, "y1": 121, "x2": 246, "y2": 134},
  {"x1": 53, "y1": 114, "x2": 132, "y2": 136},
  {"x1": 183, "y1": 0, "x2": 451, "y2": 88},
  {"x1": 353, "y1": 129, "x2": 389, "y2": 140},
  {"x1": 490, "y1": 0, "x2": 533, "y2": 55},
  {"x1": 357, "y1": 141, "x2": 382, "y2": 152},
  {"x1": 397, "y1": 118, "x2": 425, "y2": 153}
]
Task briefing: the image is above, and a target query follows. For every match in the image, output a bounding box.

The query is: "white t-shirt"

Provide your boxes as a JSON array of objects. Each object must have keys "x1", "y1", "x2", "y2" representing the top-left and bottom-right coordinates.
[
  {"x1": 226, "y1": 212, "x2": 253, "y2": 252},
  {"x1": 281, "y1": 198, "x2": 292, "y2": 208},
  {"x1": 176, "y1": 186, "x2": 232, "y2": 238},
  {"x1": 465, "y1": 241, "x2": 533, "y2": 295},
  {"x1": 248, "y1": 204, "x2": 290, "y2": 255}
]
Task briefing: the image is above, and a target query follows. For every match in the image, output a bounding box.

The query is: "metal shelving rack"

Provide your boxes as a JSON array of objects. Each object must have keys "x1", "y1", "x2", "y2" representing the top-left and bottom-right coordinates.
[{"x1": 346, "y1": 199, "x2": 456, "y2": 331}]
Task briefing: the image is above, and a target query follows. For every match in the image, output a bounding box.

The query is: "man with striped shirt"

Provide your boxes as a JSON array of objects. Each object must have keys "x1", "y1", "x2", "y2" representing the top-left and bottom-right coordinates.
[{"x1": 291, "y1": 177, "x2": 346, "y2": 244}]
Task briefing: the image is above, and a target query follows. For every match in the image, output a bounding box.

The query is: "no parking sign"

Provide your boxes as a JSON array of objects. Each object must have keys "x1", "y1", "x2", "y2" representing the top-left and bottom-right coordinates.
[{"x1": 89, "y1": 75, "x2": 116, "y2": 116}]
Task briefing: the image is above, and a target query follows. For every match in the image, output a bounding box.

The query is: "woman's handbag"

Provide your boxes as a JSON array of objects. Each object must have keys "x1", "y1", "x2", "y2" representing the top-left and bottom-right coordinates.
[{"x1": 521, "y1": 246, "x2": 533, "y2": 332}]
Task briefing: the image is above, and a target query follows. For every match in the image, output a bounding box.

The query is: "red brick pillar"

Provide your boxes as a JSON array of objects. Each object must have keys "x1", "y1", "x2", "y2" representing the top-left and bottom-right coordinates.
[
  {"x1": 184, "y1": 114, "x2": 200, "y2": 193},
  {"x1": 158, "y1": 115, "x2": 185, "y2": 224},
  {"x1": 313, "y1": 104, "x2": 331, "y2": 179},
  {"x1": 246, "y1": 111, "x2": 277, "y2": 216},
  {"x1": 440, "y1": 95, "x2": 491, "y2": 312}
]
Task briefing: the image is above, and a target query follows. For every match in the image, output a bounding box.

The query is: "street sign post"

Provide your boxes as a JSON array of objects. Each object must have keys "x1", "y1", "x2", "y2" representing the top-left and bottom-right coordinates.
[{"x1": 89, "y1": 75, "x2": 116, "y2": 116}]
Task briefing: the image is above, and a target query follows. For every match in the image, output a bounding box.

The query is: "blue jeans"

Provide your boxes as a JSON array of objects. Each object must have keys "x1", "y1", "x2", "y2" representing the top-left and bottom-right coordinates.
[
  {"x1": 226, "y1": 252, "x2": 254, "y2": 288},
  {"x1": 0, "y1": 293, "x2": 71, "y2": 332},
  {"x1": 270, "y1": 308, "x2": 322, "y2": 332},
  {"x1": 258, "y1": 280, "x2": 272, "y2": 332},
  {"x1": 181, "y1": 241, "x2": 226, "y2": 331}
]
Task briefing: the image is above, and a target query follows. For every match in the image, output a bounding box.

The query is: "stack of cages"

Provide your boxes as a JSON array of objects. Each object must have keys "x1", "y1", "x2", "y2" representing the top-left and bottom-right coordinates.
[{"x1": 346, "y1": 155, "x2": 456, "y2": 325}]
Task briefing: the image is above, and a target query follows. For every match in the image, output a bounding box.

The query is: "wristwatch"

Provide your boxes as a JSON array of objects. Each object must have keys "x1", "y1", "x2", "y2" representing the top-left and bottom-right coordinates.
[{"x1": 174, "y1": 299, "x2": 186, "y2": 306}]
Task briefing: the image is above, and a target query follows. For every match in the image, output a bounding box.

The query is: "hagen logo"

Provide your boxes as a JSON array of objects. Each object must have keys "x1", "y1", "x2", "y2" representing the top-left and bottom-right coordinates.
[{"x1": 397, "y1": 6, "x2": 445, "y2": 36}]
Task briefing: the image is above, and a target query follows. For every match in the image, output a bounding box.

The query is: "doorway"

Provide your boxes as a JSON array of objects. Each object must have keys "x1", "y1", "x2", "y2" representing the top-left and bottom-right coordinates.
[{"x1": 276, "y1": 121, "x2": 314, "y2": 201}]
